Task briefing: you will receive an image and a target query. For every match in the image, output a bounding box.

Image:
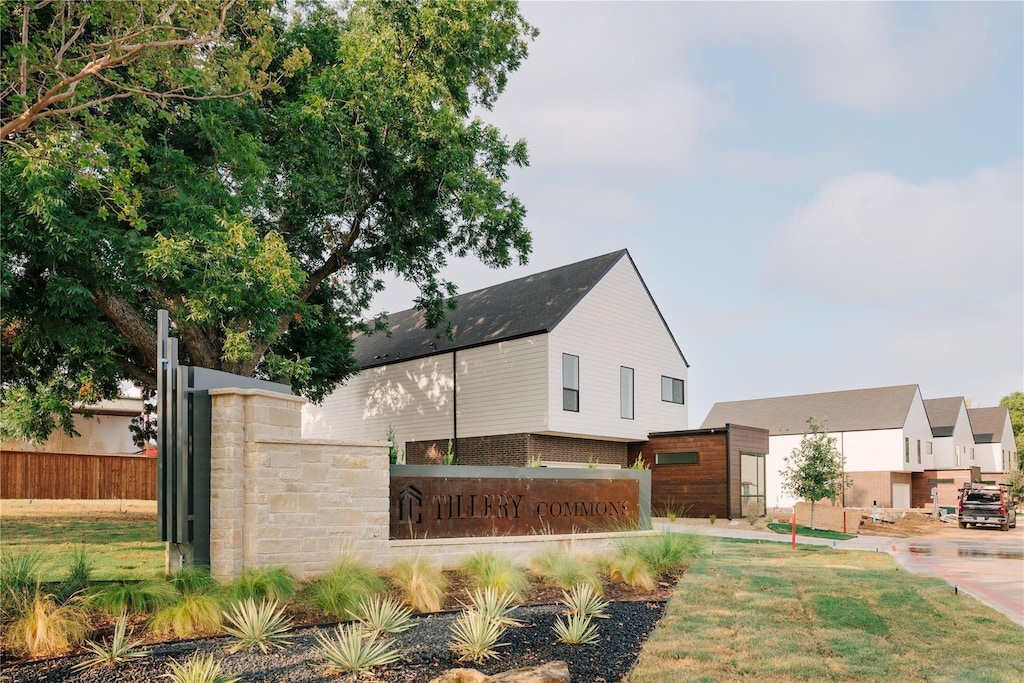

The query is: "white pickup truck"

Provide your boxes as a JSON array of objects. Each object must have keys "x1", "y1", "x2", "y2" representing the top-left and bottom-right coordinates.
[{"x1": 957, "y1": 483, "x2": 1017, "y2": 531}]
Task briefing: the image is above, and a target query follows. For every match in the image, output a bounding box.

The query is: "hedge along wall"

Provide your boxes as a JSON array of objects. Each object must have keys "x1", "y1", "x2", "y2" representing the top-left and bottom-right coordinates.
[{"x1": 207, "y1": 388, "x2": 656, "y2": 582}]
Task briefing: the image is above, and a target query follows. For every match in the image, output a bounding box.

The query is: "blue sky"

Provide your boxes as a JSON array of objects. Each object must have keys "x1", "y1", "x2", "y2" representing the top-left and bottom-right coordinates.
[{"x1": 372, "y1": 1, "x2": 1024, "y2": 424}]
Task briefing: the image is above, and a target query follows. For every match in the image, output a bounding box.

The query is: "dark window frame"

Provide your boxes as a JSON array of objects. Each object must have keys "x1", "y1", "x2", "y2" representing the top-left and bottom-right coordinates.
[
  {"x1": 661, "y1": 376, "x2": 684, "y2": 404},
  {"x1": 655, "y1": 451, "x2": 699, "y2": 465},
  {"x1": 562, "y1": 353, "x2": 579, "y2": 412}
]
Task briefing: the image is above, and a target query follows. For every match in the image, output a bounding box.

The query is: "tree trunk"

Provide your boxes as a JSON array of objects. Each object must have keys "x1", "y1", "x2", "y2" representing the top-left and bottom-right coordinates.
[{"x1": 810, "y1": 500, "x2": 816, "y2": 530}]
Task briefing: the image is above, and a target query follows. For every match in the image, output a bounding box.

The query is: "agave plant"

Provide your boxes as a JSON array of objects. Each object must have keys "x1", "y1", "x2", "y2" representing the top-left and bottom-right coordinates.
[
  {"x1": 464, "y1": 587, "x2": 522, "y2": 628},
  {"x1": 73, "y1": 613, "x2": 150, "y2": 670},
  {"x1": 314, "y1": 623, "x2": 401, "y2": 675},
  {"x1": 449, "y1": 608, "x2": 509, "y2": 663},
  {"x1": 163, "y1": 652, "x2": 239, "y2": 683},
  {"x1": 354, "y1": 595, "x2": 414, "y2": 639},
  {"x1": 221, "y1": 598, "x2": 294, "y2": 653},
  {"x1": 553, "y1": 612, "x2": 600, "y2": 645},
  {"x1": 561, "y1": 583, "x2": 610, "y2": 619}
]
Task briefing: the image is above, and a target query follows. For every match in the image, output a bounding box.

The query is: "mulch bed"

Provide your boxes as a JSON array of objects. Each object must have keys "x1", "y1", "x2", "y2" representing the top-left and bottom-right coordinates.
[{"x1": 1, "y1": 575, "x2": 677, "y2": 682}]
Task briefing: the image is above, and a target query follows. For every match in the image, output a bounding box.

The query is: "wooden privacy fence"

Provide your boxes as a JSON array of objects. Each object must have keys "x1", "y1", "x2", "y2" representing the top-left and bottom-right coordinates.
[{"x1": 0, "y1": 451, "x2": 157, "y2": 500}]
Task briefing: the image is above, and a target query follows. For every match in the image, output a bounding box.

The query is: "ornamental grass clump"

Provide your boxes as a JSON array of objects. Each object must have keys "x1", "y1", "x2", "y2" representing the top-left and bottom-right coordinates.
[
  {"x1": 463, "y1": 587, "x2": 522, "y2": 628},
  {"x1": 150, "y1": 593, "x2": 223, "y2": 639},
  {"x1": 314, "y1": 623, "x2": 401, "y2": 675},
  {"x1": 87, "y1": 579, "x2": 177, "y2": 616},
  {"x1": 308, "y1": 556, "x2": 387, "y2": 619},
  {"x1": 221, "y1": 598, "x2": 294, "y2": 653},
  {"x1": 0, "y1": 552, "x2": 41, "y2": 618},
  {"x1": 552, "y1": 612, "x2": 600, "y2": 645},
  {"x1": 529, "y1": 548, "x2": 603, "y2": 592},
  {"x1": 73, "y1": 612, "x2": 150, "y2": 670},
  {"x1": 605, "y1": 553, "x2": 657, "y2": 591},
  {"x1": 6, "y1": 587, "x2": 88, "y2": 658},
  {"x1": 458, "y1": 551, "x2": 528, "y2": 600},
  {"x1": 388, "y1": 555, "x2": 446, "y2": 613},
  {"x1": 619, "y1": 532, "x2": 705, "y2": 576},
  {"x1": 225, "y1": 567, "x2": 298, "y2": 603}
]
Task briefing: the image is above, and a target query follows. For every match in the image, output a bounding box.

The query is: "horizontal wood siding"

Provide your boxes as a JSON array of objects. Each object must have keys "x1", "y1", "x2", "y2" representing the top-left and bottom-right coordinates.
[
  {"x1": 549, "y1": 258, "x2": 688, "y2": 440},
  {"x1": 303, "y1": 356, "x2": 454, "y2": 445},
  {"x1": 457, "y1": 336, "x2": 549, "y2": 437},
  {"x1": 631, "y1": 432, "x2": 728, "y2": 518},
  {"x1": 0, "y1": 451, "x2": 157, "y2": 500}
]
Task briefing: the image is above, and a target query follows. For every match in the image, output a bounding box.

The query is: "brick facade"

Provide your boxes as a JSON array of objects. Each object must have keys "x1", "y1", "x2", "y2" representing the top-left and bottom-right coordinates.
[{"x1": 405, "y1": 433, "x2": 629, "y2": 467}]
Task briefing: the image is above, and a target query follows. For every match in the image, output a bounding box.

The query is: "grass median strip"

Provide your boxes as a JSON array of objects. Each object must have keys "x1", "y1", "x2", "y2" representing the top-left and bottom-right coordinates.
[{"x1": 629, "y1": 538, "x2": 1024, "y2": 683}]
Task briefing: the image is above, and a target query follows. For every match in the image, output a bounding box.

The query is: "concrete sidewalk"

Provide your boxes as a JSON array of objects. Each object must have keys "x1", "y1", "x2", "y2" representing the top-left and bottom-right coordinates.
[{"x1": 655, "y1": 519, "x2": 894, "y2": 551}]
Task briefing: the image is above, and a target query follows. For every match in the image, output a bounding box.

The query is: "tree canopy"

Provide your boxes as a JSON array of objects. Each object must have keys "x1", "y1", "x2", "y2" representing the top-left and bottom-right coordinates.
[
  {"x1": 1, "y1": 0, "x2": 537, "y2": 442},
  {"x1": 999, "y1": 392, "x2": 1024, "y2": 468},
  {"x1": 780, "y1": 418, "x2": 852, "y2": 529}
]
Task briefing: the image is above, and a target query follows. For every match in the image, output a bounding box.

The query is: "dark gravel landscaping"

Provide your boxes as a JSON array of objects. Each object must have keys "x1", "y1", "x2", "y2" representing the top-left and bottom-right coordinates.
[{"x1": 1, "y1": 600, "x2": 667, "y2": 683}]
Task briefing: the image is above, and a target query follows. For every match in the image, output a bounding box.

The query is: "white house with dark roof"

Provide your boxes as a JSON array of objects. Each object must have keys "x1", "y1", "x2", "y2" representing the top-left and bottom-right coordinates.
[
  {"x1": 701, "y1": 385, "x2": 934, "y2": 509},
  {"x1": 923, "y1": 397, "x2": 976, "y2": 469},
  {"x1": 302, "y1": 250, "x2": 690, "y2": 467},
  {"x1": 967, "y1": 407, "x2": 1017, "y2": 475}
]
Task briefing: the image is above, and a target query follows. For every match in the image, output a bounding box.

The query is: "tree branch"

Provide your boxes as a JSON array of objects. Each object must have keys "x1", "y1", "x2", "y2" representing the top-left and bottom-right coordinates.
[{"x1": 91, "y1": 291, "x2": 157, "y2": 376}]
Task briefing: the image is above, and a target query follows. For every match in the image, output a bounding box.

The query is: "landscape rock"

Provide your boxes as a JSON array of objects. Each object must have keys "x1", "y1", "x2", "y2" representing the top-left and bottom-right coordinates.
[{"x1": 429, "y1": 660, "x2": 570, "y2": 683}]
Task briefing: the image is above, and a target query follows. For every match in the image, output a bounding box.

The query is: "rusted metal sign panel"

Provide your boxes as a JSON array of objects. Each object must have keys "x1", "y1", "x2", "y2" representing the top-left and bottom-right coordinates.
[{"x1": 390, "y1": 476, "x2": 639, "y2": 539}]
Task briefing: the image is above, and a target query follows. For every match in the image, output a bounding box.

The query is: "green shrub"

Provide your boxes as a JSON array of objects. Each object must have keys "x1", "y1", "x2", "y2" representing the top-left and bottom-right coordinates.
[
  {"x1": 55, "y1": 546, "x2": 92, "y2": 602},
  {"x1": 0, "y1": 551, "x2": 41, "y2": 617},
  {"x1": 307, "y1": 557, "x2": 386, "y2": 619},
  {"x1": 553, "y1": 612, "x2": 600, "y2": 645},
  {"x1": 168, "y1": 566, "x2": 219, "y2": 596},
  {"x1": 458, "y1": 552, "x2": 528, "y2": 600},
  {"x1": 449, "y1": 607, "x2": 508, "y2": 663},
  {"x1": 463, "y1": 587, "x2": 522, "y2": 628},
  {"x1": 619, "y1": 532, "x2": 704, "y2": 576},
  {"x1": 529, "y1": 548, "x2": 603, "y2": 592},
  {"x1": 354, "y1": 595, "x2": 414, "y2": 639},
  {"x1": 150, "y1": 593, "x2": 222, "y2": 638},
  {"x1": 225, "y1": 567, "x2": 297, "y2": 603},
  {"x1": 86, "y1": 580, "x2": 177, "y2": 616},
  {"x1": 561, "y1": 583, "x2": 609, "y2": 619},
  {"x1": 606, "y1": 553, "x2": 656, "y2": 591}
]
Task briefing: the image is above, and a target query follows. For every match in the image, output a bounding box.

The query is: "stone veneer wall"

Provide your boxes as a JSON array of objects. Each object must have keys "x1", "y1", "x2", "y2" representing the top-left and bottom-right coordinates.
[
  {"x1": 208, "y1": 388, "x2": 390, "y2": 581},
  {"x1": 208, "y1": 389, "x2": 655, "y2": 581}
]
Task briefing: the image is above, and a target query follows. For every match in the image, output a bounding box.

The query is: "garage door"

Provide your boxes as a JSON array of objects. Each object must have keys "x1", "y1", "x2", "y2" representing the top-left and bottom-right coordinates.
[{"x1": 892, "y1": 483, "x2": 911, "y2": 509}]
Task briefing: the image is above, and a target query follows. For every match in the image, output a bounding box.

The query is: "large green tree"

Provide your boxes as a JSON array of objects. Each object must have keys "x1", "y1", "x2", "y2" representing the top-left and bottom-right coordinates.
[
  {"x1": 999, "y1": 392, "x2": 1024, "y2": 469},
  {"x1": 780, "y1": 419, "x2": 852, "y2": 530},
  {"x1": 1, "y1": 0, "x2": 537, "y2": 442}
]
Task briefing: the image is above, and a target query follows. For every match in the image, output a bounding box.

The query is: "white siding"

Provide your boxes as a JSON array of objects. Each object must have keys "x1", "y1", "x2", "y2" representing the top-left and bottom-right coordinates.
[
  {"x1": 303, "y1": 355, "x2": 454, "y2": 445},
  {"x1": 456, "y1": 336, "x2": 549, "y2": 437},
  {"x1": 930, "y1": 400, "x2": 973, "y2": 469},
  {"x1": 1, "y1": 412, "x2": 139, "y2": 455},
  {"x1": 766, "y1": 428, "x2": 905, "y2": 508},
  {"x1": 900, "y1": 389, "x2": 933, "y2": 473},
  {"x1": 547, "y1": 258, "x2": 688, "y2": 440}
]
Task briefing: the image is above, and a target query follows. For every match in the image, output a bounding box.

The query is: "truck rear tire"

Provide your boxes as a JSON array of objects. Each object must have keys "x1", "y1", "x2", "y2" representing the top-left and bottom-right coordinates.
[
  {"x1": 1001, "y1": 522, "x2": 1009, "y2": 531},
  {"x1": 958, "y1": 521, "x2": 967, "y2": 529}
]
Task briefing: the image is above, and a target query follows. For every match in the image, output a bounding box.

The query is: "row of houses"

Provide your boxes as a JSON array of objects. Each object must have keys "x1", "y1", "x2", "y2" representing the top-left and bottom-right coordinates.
[{"x1": 4, "y1": 249, "x2": 1018, "y2": 517}]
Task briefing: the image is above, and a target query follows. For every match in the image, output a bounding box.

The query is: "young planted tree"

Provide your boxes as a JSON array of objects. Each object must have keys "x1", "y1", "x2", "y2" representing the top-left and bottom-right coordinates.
[
  {"x1": 999, "y1": 392, "x2": 1024, "y2": 469},
  {"x1": 780, "y1": 419, "x2": 852, "y2": 530},
  {"x1": 1, "y1": 0, "x2": 537, "y2": 443}
]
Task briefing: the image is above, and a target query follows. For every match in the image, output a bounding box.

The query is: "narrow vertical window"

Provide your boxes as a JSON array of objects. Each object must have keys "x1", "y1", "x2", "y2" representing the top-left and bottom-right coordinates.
[
  {"x1": 661, "y1": 376, "x2": 684, "y2": 404},
  {"x1": 970, "y1": 447, "x2": 975, "y2": 460},
  {"x1": 620, "y1": 367, "x2": 634, "y2": 420},
  {"x1": 916, "y1": 440, "x2": 921, "y2": 464},
  {"x1": 905, "y1": 437, "x2": 909, "y2": 463},
  {"x1": 562, "y1": 353, "x2": 579, "y2": 412}
]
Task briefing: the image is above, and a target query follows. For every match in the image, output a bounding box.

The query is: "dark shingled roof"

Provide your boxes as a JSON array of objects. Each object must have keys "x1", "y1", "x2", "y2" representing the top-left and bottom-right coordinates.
[
  {"x1": 967, "y1": 407, "x2": 1010, "y2": 443},
  {"x1": 355, "y1": 250, "x2": 687, "y2": 369},
  {"x1": 700, "y1": 385, "x2": 921, "y2": 435},
  {"x1": 923, "y1": 397, "x2": 965, "y2": 438}
]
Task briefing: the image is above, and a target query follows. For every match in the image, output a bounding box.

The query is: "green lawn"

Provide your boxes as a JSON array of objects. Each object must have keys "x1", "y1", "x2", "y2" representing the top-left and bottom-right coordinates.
[
  {"x1": 629, "y1": 538, "x2": 1024, "y2": 682},
  {"x1": 0, "y1": 504, "x2": 164, "y2": 581},
  {"x1": 767, "y1": 522, "x2": 857, "y2": 540}
]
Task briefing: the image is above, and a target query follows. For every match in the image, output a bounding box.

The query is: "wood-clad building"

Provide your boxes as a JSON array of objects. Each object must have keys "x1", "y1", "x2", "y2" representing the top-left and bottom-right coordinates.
[{"x1": 628, "y1": 424, "x2": 768, "y2": 519}]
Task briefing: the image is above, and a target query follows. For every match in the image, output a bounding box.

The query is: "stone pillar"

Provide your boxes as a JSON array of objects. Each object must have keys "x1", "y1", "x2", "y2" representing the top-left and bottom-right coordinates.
[{"x1": 208, "y1": 388, "x2": 390, "y2": 581}]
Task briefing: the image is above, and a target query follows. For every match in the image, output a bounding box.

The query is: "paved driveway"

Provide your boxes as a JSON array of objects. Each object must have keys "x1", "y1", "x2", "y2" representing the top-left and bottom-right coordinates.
[{"x1": 890, "y1": 523, "x2": 1024, "y2": 627}]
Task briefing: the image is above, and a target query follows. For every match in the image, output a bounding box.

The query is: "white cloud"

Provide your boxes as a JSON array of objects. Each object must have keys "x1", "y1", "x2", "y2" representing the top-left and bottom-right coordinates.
[{"x1": 764, "y1": 161, "x2": 1024, "y2": 300}]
